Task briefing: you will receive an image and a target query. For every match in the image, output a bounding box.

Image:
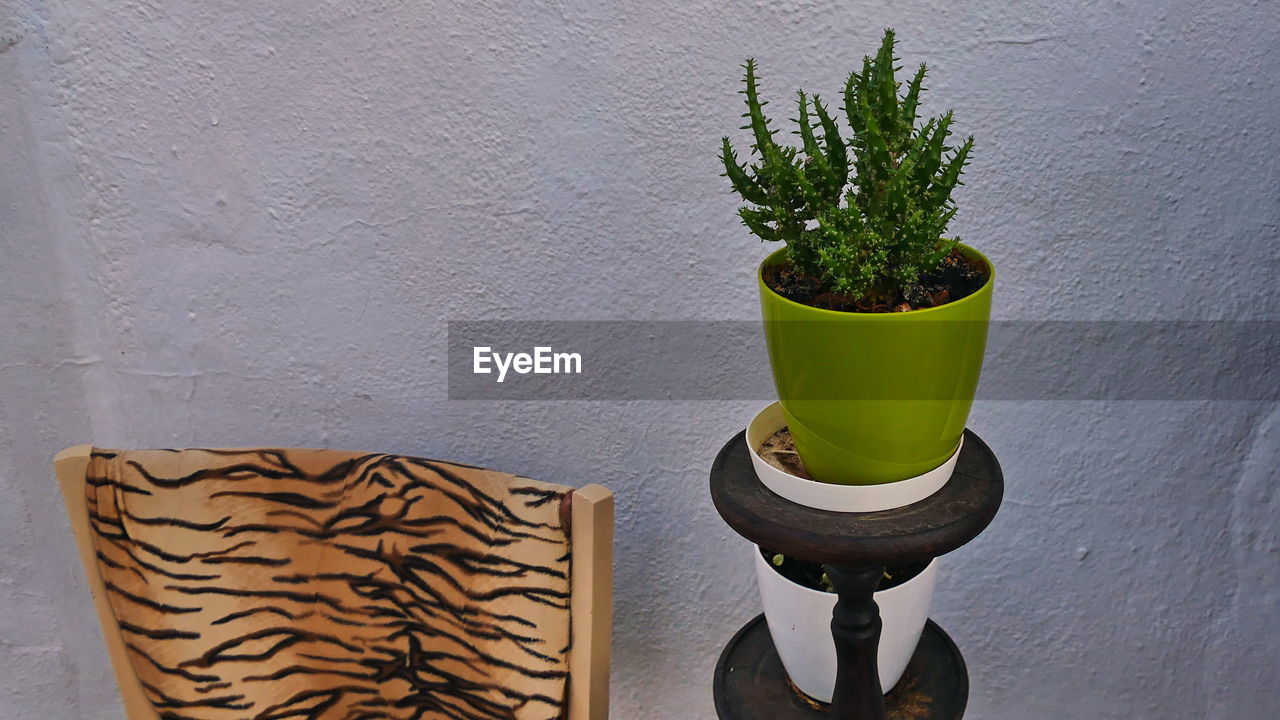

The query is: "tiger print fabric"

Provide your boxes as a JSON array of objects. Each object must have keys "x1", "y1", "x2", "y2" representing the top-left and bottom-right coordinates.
[{"x1": 84, "y1": 448, "x2": 574, "y2": 720}]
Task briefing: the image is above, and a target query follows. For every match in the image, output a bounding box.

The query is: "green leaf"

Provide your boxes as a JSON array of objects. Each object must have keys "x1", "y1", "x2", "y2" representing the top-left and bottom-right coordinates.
[
  {"x1": 739, "y1": 207, "x2": 779, "y2": 242},
  {"x1": 741, "y1": 59, "x2": 777, "y2": 155},
  {"x1": 720, "y1": 137, "x2": 768, "y2": 204},
  {"x1": 794, "y1": 91, "x2": 820, "y2": 158},
  {"x1": 932, "y1": 134, "x2": 974, "y2": 207},
  {"x1": 812, "y1": 95, "x2": 848, "y2": 198},
  {"x1": 902, "y1": 63, "x2": 927, "y2": 125}
]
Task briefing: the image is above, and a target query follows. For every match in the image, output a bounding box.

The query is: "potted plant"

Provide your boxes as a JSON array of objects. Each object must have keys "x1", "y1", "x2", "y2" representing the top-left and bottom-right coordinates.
[
  {"x1": 754, "y1": 548, "x2": 937, "y2": 701},
  {"x1": 720, "y1": 29, "x2": 993, "y2": 497}
]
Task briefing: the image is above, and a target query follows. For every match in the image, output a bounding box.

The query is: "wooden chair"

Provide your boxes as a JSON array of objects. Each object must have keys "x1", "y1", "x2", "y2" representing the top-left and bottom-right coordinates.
[{"x1": 55, "y1": 445, "x2": 612, "y2": 720}]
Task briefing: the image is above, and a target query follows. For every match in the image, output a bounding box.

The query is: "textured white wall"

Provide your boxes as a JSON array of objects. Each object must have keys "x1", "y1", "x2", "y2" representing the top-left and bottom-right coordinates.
[{"x1": 3, "y1": 1, "x2": 1278, "y2": 718}]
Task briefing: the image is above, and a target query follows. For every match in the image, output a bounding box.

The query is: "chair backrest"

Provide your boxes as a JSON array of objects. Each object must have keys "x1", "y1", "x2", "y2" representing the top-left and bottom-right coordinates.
[{"x1": 54, "y1": 445, "x2": 612, "y2": 720}]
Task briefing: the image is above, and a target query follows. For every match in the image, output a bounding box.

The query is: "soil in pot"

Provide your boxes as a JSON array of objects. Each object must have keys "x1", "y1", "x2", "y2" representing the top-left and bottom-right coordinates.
[
  {"x1": 763, "y1": 248, "x2": 987, "y2": 313},
  {"x1": 759, "y1": 546, "x2": 929, "y2": 593},
  {"x1": 757, "y1": 427, "x2": 814, "y2": 480}
]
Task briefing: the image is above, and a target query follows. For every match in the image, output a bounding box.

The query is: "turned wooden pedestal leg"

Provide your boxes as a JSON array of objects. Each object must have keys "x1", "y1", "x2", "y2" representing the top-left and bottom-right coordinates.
[
  {"x1": 709, "y1": 429, "x2": 1005, "y2": 720},
  {"x1": 827, "y1": 565, "x2": 889, "y2": 720}
]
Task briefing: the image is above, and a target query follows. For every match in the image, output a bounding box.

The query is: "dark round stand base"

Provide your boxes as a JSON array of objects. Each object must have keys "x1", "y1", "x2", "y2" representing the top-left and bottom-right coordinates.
[{"x1": 714, "y1": 615, "x2": 968, "y2": 720}]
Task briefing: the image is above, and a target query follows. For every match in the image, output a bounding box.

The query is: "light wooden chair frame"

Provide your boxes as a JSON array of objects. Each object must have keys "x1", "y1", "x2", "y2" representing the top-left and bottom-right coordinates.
[{"x1": 55, "y1": 445, "x2": 613, "y2": 720}]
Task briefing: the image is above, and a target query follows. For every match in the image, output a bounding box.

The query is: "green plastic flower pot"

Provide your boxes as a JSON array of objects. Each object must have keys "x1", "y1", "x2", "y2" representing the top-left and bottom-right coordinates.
[{"x1": 758, "y1": 244, "x2": 994, "y2": 485}]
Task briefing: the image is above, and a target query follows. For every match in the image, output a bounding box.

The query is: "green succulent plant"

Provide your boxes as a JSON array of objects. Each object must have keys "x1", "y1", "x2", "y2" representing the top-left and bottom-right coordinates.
[{"x1": 720, "y1": 28, "x2": 975, "y2": 303}]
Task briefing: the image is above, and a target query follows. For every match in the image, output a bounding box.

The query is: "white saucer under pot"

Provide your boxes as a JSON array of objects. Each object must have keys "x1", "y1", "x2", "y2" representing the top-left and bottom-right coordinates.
[{"x1": 747, "y1": 402, "x2": 960, "y2": 513}]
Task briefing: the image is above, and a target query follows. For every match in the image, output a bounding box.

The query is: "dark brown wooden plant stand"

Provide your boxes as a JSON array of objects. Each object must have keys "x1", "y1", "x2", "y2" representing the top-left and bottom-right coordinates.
[{"x1": 710, "y1": 429, "x2": 1003, "y2": 720}]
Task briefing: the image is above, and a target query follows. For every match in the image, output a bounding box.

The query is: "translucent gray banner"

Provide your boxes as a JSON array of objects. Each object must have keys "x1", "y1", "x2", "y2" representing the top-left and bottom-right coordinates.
[{"x1": 447, "y1": 321, "x2": 1279, "y2": 400}]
